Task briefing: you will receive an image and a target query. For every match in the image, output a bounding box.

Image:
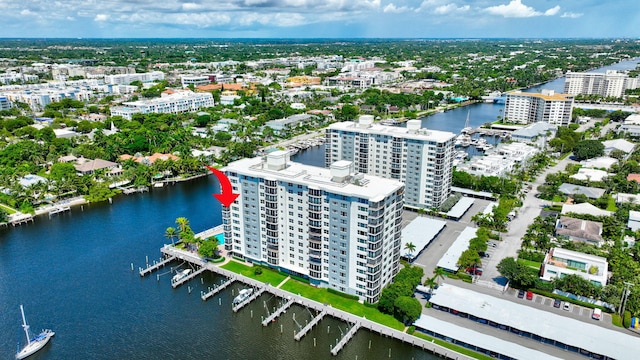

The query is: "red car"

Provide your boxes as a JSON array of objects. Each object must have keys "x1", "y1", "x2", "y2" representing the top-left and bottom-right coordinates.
[
  {"x1": 526, "y1": 291, "x2": 534, "y2": 300},
  {"x1": 466, "y1": 267, "x2": 483, "y2": 276}
]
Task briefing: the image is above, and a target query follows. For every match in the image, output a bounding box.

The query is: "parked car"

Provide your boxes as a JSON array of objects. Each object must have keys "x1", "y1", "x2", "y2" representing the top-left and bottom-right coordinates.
[
  {"x1": 488, "y1": 241, "x2": 497, "y2": 248},
  {"x1": 466, "y1": 267, "x2": 483, "y2": 276},
  {"x1": 563, "y1": 302, "x2": 572, "y2": 311},
  {"x1": 483, "y1": 253, "x2": 491, "y2": 258},
  {"x1": 553, "y1": 299, "x2": 562, "y2": 308},
  {"x1": 592, "y1": 308, "x2": 602, "y2": 320},
  {"x1": 526, "y1": 291, "x2": 534, "y2": 300},
  {"x1": 517, "y1": 289, "x2": 525, "y2": 298}
]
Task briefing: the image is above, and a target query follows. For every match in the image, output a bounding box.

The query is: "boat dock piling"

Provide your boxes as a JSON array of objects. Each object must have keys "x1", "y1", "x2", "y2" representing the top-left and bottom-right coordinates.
[
  {"x1": 331, "y1": 322, "x2": 362, "y2": 356},
  {"x1": 172, "y1": 266, "x2": 206, "y2": 288},
  {"x1": 139, "y1": 256, "x2": 176, "y2": 277},
  {"x1": 294, "y1": 309, "x2": 327, "y2": 341},
  {"x1": 158, "y1": 246, "x2": 472, "y2": 360},
  {"x1": 201, "y1": 278, "x2": 234, "y2": 301},
  {"x1": 232, "y1": 287, "x2": 266, "y2": 312},
  {"x1": 261, "y1": 297, "x2": 295, "y2": 326}
]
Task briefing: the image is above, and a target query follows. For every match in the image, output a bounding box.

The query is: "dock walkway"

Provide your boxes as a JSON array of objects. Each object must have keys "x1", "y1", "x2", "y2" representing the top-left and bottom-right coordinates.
[
  {"x1": 262, "y1": 297, "x2": 295, "y2": 326},
  {"x1": 294, "y1": 309, "x2": 327, "y2": 340},
  {"x1": 331, "y1": 322, "x2": 362, "y2": 355},
  {"x1": 232, "y1": 287, "x2": 266, "y2": 312},
  {"x1": 139, "y1": 256, "x2": 176, "y2": 277},
  {"x1": 159, "y1": 246, "x2": 472, "y2": 360},
  {"x1": 201, "y1": 278, "x2": 234, "y2": 301},
  {"x1": 171, "y1": 266, "x2": 206, "y2": 288}
]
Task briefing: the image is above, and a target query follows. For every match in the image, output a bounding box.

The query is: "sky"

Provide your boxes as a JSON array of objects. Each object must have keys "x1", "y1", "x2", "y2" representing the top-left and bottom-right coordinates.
[{"x1": 1, "y1": 0, "x2": 639, "y2": 39}]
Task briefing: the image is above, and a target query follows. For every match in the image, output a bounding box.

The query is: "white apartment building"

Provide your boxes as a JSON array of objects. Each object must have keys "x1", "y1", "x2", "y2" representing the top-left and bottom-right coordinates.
[
  {"x1": 456, "y1": 142, "x2": 539, "y2": 178},
  {"x1": 0, "y1": 96, "x2": 11, "y2": 110},
  {"x1": 180, "y1": 75, "x2": 211, "y2": 88},
  {"x1": 504, "y1": 90, "x2": 574, "y2": 126},
  {"x1": 110, "y1": 90, "x2": 214, "y2": 120},
  {"x1": 0, "y1": 72, "x2": 39, "y2": 85},
  {"x1": 1, "y1": 88, "x2": 93, "y2": 110},
  {"x1": 564, "y1": 70, "x2": 640, "y2": 98},
  {"x1": 104, "y1": 71, "x2": 165, "y2": 85},
  {"x1": 326, "y1": 116, "x2": 456, "y2": 209},
  {"x1": 221, "y1": 151, "x2": 405, "y2": 303},
  {"x1": 541, "y1": 248, "x2": 608, "y2": 287}
]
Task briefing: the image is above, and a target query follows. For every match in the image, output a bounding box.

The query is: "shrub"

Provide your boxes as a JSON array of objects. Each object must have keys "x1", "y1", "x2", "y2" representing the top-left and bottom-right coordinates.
[
  {"x1": 327, "y1": 287, "x2": 359, "y2": 300},
  {"x1": 254, "y1": 266, "x2": 263, "y2": 275},
  {"x1": 624, "y1": 310, "x2": 632, "y2": 328}
]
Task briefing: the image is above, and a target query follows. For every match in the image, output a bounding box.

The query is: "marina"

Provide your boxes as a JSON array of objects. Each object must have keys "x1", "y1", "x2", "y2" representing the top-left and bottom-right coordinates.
[{"x1": 139, "y1": 245, "x2": 473, "y2": 359}]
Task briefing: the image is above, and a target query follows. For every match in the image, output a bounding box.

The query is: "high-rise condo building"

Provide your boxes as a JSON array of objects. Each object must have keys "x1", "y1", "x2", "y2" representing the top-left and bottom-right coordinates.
[
  {"x1": 326, "y1": 116, "x2": 456, "y2": 209},
  {"x1": 221, "y1": 151, "x2": 405, "y2": 303},
  {"x1": 564, "y1": 70, "x2": 639, "y2": 98},
  {"x1": 504, "y1": 90, "x2": 574, "y2": 126}
]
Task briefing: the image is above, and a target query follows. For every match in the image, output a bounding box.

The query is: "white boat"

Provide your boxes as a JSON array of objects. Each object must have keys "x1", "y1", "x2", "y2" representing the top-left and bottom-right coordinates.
[
  {"x1": 172, "y1": 269, "x2": 192, "y2": 283},
  {"x1": 16, "y1": 305, "x2": 54, "y2": 360},
  {"x1": 233, "y1": 288, "x2": 254, "y2": 305}
]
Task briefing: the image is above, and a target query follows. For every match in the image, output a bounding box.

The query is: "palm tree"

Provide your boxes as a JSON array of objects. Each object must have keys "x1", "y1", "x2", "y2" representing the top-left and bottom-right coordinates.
[
  {"x1": 433, "y1": 267, "x2": 447, "y2": 286},
  {"x1": 175, "y1": 217, "x2": 190, "y2": 233},
  {"x1": 404, "y1": 242, "x2": 416, "y2": 258},
  {"x1": 424, "y1": 276, "x2": 438, "y2": 295},
  {"x1": 165, "y1": 227, "x2": 177, "y2": 245}
]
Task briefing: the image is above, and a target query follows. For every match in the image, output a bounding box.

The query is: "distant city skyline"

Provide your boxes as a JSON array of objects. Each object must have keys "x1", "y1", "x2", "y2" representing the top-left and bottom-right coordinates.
[{"x1": 2, "y1": 0, "x2": 638, "y2": 39}]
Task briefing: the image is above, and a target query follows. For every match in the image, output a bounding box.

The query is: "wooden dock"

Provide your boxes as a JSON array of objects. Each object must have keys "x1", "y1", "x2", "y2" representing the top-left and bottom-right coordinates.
[
  {"x1": 331, "y1": 322, "x2": 362, "y2": 356},
  {"x1": 294, "y1": 308, "x2": 327, "y2": 340},
  {"x1": 201, "y1": 278, "x2": 234, "y2": 301},
  {"x1": 172, "y1": 266, "x2": 206, "y2": 288},
  {"x1": 9, "y1": 214, "x2": 34, "y2": 226},
  {"x1": 232, "y1": 287, "x2": 266, "y2": 312},
  {"x1": 262, "y1": 297, "x2": 295, "y2": 326},
  {"x1": 158, "y1": 246, "x2": 473, "y2": 360},
  {"x1": 139, "y1": 256, "x2": 176, "y2": 277},
  {"x1": 49, "y1": 206, "x2": 70, "y2": 217}
]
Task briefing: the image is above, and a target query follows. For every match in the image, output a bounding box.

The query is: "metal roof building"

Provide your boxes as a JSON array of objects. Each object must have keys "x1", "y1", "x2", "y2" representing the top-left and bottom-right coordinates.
[
  {"x1": 401, "y1": 217, "x2": 446, "y2": 260},
  {"x1": 436, "y1": 227, "x2": 477, "y2": 272},
  {"x1": 429, "y1": 283, "x2": 640, "y2": 359}
]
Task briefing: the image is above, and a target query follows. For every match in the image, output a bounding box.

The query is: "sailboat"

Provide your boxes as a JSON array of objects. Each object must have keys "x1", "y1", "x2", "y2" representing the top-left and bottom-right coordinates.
[
  {"x1": 16, "y1": 305, "x2": 55, "y2": 359},
  {"x1": 461, "y1": 110, "x2": 472, "y2": 134}
]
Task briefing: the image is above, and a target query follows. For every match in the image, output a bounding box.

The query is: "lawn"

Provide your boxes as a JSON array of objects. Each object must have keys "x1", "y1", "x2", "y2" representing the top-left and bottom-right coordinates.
[
  {"x1": 606, "y1": 197, "x2": 618, "y2": 212},
  {"x1": 517, "y1": 258, "x2": 542, "y2": 270},
  {"x1": 552, "y1": 195, "x2": 564, "y2": 203},
  {"x1": 221, "y1": 261, "x2": 288, "y2": 286},
  {"x1": 0, "y1": 203, "x2": 17, "y2": 214},
  {"x1": 412, "y1": 332, "x2": 492, "y2": 360},
  {"x1": 280, "y1": 279, "x2": 404, "y2": 330}
]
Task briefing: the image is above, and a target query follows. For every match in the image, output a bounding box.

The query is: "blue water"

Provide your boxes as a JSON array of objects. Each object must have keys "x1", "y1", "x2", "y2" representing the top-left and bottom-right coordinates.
[
  {"x1": 0, "y1": 176, "x2": 435, "y2": 360},
  {"x1": 214, "y1": 233, "x2": 225, "y2": 245}
]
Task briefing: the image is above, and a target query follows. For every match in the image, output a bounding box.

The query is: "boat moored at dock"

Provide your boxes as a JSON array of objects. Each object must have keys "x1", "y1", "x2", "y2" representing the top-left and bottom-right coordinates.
[
  {"x1": 171, "y1": 269, "x2": 192, "y2": 283},
  {"x1": 232, "y1": 288, "x2": 254, "y2": 305}
]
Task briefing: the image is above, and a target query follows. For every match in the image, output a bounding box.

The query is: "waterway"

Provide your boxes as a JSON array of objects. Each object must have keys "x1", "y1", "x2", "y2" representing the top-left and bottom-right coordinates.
[{"x1": 0, "y1": 176, "x2": 436, "y2": 359}]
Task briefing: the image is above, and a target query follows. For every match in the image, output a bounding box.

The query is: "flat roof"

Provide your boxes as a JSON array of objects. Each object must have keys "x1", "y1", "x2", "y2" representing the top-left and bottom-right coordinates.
[
  {"x1": 446, "y1": 196, "x2": 475, "y2": 219},
  {"x1": 450, "y1": 186, "x2": 495, "y2": 199},
  {"x1": 401, "y1": 217, "x2": 447, "y2": 259},
  {"x1": 436, "y1": 227, "x2": 477, "y2": 272},
  {"x1": 223, "y1": 156, "x2": 404, "y2": 202},
  {"x1": 414, "y1": 315, "x2": 564, "y2": 360},
  {"x1": 429, "y1": 283, "x2": 640, "y2": 359},
  {"x1": 328, "y1": 121, "x2": 456, "y2": 142}
]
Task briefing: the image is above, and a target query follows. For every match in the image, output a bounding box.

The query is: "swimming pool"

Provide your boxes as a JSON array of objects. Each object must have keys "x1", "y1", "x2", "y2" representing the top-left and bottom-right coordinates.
[{"x1": 214, "y1": 233, "x2": 225, "y2": 245}]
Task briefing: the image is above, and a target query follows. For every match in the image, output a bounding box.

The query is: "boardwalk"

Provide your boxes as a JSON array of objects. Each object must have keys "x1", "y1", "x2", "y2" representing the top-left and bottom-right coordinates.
[
  {"x1": 294, "y1": 309, "x2": 326, "y2": 341},
  {"x1": 232, "y1": 287, "x2": 266, "y2": 312},
  {"x1": 160, "y1": 246, "x2": 472, "y2": 360},
  {"x1": 331, "y1": 322, "x2": 361, "y2": 355},
  {"x1": 139, "y1": 256, "x2": 176, "y2": 277}
]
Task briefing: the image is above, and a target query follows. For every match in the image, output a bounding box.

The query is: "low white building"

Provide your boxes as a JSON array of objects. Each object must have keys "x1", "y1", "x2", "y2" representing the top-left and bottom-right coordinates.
[
  {"x1": 456, "y1": 142, "x2": 538, "y2": 178},
  {"x1": 580, "y1": 156, "x2": 617, "y2": 170},
  {"x1": 619, "y1": 113, "x2": 640, "y2": 137},
  {"x1": 570, "y1": 168, "x2": 611, "y2": 182},
  {"x1": 628, "y1": 210, "x2": 640, "y2": 231},
  {"x1": 541, "y1": 248, "x2": 608, "y2": 287},
  {"x1": 110, "y1": 90, "x2": 214, "y2": 120},
  {"x1": 602, "y1": 139, "x2": 635, "y2": 157},
  {"x1": 104, "y1": 71, "x2": 164, "y2": 85}
]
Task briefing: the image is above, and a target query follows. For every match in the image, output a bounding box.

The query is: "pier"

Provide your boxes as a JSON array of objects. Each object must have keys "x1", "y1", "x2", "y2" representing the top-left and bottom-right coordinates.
[
  {"x1": 232, "y1": 287, "x2": 266, "y2": 312},
  {"x1": 139, "y1": 256, "x2": 177, "y2": 277},
  {"x1": 172, "y1": 266, "x2": 206, "y2": 288},
  {"x1": 121, "y1": 186, "x2": 149, "y2": 195},
  {"x1": 158, "y1": 246, "x2": 473, "y2": 360},
  {"x1": 262, "y1": 297, "x2": 295, "y2": 326},
  {"x1": 294, "y1": 308, "x2": 327, "y2": 340},
  {"x1": 201, "y1": 278, "x2": 234, "y2": 301},
  {"x1": 9, "y1": 214, "x2": 34, "y2": 226},
  {"x1": 331, "y1": 322, "x2": 362, "y2": 356},
  {"x1": 48, "y1": 206, "x2": 70, "y2": 217}
]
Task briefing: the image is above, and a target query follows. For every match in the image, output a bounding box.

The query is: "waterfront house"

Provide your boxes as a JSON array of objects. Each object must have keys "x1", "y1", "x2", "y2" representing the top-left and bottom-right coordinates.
[{"x1": 74, "y1": 158, "x2": 120, "y2": 176}]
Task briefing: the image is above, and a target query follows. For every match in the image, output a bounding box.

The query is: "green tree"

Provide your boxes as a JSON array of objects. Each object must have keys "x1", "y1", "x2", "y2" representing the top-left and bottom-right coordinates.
[
  {"x1": 573, "y1": 140, "x2": 604, "y2": 161},
  {"x1": 165, "y1": 227, "x2": 178, "y2": 245},
  {"x1": 404, "y1": 242, "x2": 416, "y2": 257},
  {"x1": 338, "y1": 104, "x2": 358, "y2": 121},
  {"x1": 393, "y1": 296, "x2": 422, "y2": 324},
  {"x1": 497, "y1": 257, "x2": 536, "y2": 288},
  {"x1": 85, "y1": 182, "x2": 117, "y2": 203},
  {"x1": 198, "y1": 239, "x2": 220, "y2": 258},
  {"x1": 49, "y1": 162, "x2": 77, "y2": 182}
]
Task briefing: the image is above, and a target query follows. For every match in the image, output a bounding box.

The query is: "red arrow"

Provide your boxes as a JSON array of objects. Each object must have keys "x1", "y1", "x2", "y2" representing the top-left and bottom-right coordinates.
[{"x1": 206, "y1": 166, "x2": 239, "y2": 207}]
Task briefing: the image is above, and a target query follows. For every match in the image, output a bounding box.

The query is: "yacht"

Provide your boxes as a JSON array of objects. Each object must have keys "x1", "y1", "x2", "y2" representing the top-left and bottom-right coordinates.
[
  {"x1": 456, "y1": 134, "x2": 471, "y2": 147},
  {"x1": 171, "y1": 269, "x2": 192, "y2": 283},
  {"x1": 233, "y1": 288, "x2": 254, "y2": 305},
  {"x1": 16, "y1": 305, "x2": 54, "y2": 360}
]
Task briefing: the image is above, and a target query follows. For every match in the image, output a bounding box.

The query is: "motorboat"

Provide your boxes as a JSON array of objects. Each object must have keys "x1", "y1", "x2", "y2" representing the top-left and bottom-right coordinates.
[
  {"x1": 172, "y1": 269, "x2": 192, "y2": 283},
  {"x1": 16, "y1": 305, "x2": 54, "y2": 360},
  {"x1": 233, "y1": 288, "x2": 254, "y2": 305}
]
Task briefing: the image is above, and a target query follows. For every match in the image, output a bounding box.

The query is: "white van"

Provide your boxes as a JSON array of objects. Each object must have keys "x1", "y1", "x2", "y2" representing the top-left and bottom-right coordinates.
[{"x1": 592, "y1": 308, "x2": 602, "y2": 320}]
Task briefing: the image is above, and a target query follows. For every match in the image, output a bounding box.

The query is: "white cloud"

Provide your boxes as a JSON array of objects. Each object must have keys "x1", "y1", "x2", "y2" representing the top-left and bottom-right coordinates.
[
  {"x1": 484, "y1": 0, "x2": 544, "y2": 18},
  {"x1": 20, "y1": 9, "x2": 35, "y2": 16},
  {"x1": 94, "y1": 14, "x2": 109, "y2": 22},
  {"x1": 561, "y1": 12, "x2": 583, "y2": 19},
  {"x1": 433, "y1": 3, "x2": 469, "y2": 15},
  {"x1": 544, "y1": 5, "x2": 560, "y2": 16},
  {"x1": 383, "y1": 3, "x2": 411, "y2": 13}
]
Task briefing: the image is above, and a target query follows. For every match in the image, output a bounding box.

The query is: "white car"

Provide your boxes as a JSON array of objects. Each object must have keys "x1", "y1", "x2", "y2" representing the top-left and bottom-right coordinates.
[{"x1": 563, "y1": 302, "x2": 572, "y2": 311}]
